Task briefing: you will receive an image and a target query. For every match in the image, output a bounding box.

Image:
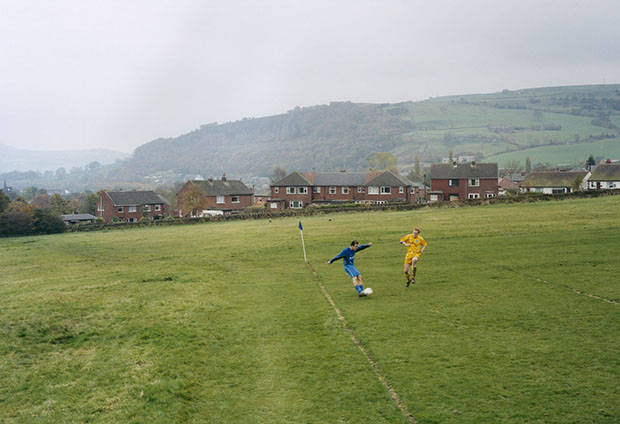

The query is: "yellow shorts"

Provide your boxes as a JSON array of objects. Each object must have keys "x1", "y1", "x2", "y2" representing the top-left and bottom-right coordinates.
[{"x1": 404, "y1": 252, "x2": 421, "y2": 265}]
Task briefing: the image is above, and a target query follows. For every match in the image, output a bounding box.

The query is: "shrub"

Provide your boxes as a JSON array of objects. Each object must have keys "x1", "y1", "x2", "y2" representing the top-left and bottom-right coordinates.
[
  {"x1": 0, "y1": 211, "x2": 34, "y2": 237},
  {"x1": 33, "y1": 209, "x2": 66, "y2": 235}
]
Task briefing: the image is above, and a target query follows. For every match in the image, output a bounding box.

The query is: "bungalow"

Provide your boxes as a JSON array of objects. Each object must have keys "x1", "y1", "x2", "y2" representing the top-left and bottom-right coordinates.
[
  {"x1": 587, "y1": 161, "x2": 620, "y2": 190},
  {"x1": 177, "y1": 175, "x2": 253, "y2": 217},
  {"x1": 96, "y1": 191, "x2": 170, "y2": 223},
  {"x1": 521, "y1": 170, "x2": 589, "y2": 194},
  {"x1": 61, "y1": 213, "x2": 97, "y2": 225},
  {"x1": 268, "y1": 170, "x2": 424, "y2": 210},
  {"x1": 429, "y1": 162, "x2": 498, "y2": 202}
]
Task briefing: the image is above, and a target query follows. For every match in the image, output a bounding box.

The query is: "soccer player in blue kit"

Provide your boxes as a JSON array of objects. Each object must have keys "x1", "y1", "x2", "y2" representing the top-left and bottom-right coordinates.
[{"x1": 328, "y1": 240, "x2": 373, "y2": 296}]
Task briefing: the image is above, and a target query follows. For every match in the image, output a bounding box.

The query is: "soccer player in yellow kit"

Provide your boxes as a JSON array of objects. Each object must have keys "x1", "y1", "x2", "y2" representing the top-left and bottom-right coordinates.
[{"x1": 400, "y1": 227, "x2": 427, "y2": 286}]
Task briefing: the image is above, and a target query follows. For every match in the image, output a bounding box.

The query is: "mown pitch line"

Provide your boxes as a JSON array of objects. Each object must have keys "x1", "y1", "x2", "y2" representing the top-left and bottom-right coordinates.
[
  {"x1": 306, "y1": 262, "x2": 417, "y2": 424},
  {"x1": 468, "y1": 257, "x2": 618, "y2": 305}
]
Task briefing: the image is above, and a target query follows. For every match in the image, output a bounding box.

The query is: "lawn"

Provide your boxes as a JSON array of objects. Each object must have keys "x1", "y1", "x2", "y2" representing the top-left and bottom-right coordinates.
[{"x1": 1, "y1": 196, "x2": 618, "y2": 423}]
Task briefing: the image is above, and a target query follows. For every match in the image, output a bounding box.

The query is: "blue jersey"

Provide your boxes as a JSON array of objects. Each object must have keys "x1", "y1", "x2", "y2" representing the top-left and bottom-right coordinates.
[{"x1": 329, "y1": 244, "x2": 370, "y2": 266}]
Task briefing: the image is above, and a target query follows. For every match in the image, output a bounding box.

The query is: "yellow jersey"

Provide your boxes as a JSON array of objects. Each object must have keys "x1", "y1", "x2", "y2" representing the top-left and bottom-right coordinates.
[{"x1": 400, "y1": 234, "x2": 427, "y2": 254}]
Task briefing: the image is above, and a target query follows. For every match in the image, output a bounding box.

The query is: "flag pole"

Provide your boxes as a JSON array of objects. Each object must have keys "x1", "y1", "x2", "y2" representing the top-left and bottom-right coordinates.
[{"x1": 299, "y1": 220, "x2": 307, "y2": 263}]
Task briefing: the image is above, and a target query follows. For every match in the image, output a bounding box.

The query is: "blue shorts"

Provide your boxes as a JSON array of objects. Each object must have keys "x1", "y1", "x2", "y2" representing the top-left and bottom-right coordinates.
[{"x1": 344, "y1": 265, "x2": 361, "y2": 278}]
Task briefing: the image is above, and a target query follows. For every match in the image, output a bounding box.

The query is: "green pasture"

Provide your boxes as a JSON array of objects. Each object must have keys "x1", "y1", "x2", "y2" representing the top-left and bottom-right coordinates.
[
  {"x1": 486, "y1": 138, "x2": 620, "y2": 167},
  {"x1": 1, "y1": 196, "x2": 619, "y2": 423}
]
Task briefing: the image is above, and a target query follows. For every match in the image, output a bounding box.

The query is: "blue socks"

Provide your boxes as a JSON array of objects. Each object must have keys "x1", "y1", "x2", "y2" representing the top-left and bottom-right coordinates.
[{"x1": 355, "y1": 285, "x2": 364, "y2": 294}]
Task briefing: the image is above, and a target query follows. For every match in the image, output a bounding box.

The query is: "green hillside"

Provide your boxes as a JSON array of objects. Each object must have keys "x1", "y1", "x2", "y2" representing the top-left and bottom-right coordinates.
[
  {"x1": 1, "y1": 196, "x2": 619, "y2": 423},
  {"x1": 122, "y1": 84, "x2": 620, "y2": 182}
]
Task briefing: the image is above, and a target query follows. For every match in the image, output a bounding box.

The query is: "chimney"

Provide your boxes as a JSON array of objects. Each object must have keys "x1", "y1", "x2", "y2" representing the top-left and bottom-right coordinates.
[{"x1": 222, "y1": 173, "x2": 227, "y2": 181}]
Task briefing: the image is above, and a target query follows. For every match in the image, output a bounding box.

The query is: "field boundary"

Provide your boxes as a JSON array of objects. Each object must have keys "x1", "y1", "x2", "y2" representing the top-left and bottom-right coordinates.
[{"x1": 305, "y1": 262, "x2": 418, "y2": 424}]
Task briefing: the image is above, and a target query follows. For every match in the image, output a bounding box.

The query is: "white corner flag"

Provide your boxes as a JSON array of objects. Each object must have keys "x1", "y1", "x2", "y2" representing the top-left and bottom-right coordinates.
[{"x1": 298, "y1": 220, "x2": 307, "y2": 263}]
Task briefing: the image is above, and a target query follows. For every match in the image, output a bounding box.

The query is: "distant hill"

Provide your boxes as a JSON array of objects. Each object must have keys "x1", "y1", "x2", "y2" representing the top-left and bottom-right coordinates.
[
  {"x1": 119, "y1": 84, "x2": 620, "y2": 183},
  {"x1": 0, "y1": 144, "x2": 129, "y2": 173}
]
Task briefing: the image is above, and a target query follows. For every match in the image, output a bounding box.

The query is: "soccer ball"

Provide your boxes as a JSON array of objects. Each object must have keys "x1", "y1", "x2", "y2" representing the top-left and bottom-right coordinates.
[{"x1": 362, "y1": 287, "x2": 373, "y2": 296}]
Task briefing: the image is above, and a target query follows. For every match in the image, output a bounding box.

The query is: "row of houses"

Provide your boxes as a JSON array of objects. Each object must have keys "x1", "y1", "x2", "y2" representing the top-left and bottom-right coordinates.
[{"x1": 81, "y1": 161, "x2": 620, "y2": 223}]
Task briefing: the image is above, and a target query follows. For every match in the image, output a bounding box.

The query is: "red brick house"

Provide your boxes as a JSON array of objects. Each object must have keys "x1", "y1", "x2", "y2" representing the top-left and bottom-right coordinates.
[
  {"x1": 96, "y1": 191, "x2": 170, "y2": 223},
  {"x1": 428, "y1": 162, "x2": 498, "y2": 202},
  {"x1": 177, "y1": 175, "x2": 253, "y2": 216},
  {"x1": 268, "y1": 170, "x2": 426, "y2": 210}
]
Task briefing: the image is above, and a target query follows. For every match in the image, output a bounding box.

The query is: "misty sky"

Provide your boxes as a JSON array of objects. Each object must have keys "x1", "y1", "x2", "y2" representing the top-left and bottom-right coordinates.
[{"x1": 1, "y1": 0, "x2": 619, "y2": 153}]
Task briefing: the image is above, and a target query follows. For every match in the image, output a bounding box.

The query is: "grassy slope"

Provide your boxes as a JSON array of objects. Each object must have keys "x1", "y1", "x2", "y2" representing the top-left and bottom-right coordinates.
[{"x1": 1, "y1": 196, "x2": 619, "y2": 423}]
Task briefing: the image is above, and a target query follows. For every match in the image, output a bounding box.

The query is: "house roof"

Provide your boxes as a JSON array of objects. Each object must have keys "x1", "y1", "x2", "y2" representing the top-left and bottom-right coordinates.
[
  {"x1": 522, "y1": 171, "x2": 587, "y2": 188},
  {"x1": 273, "y1": 171, "x2": 313, "y2": 186},
  {"x1": 190, "y1": 179, "x2": 253, "y2": 196},
  {"x1": 107, "y1": 191, "x2": 169, "y2": 206},
  {"x1": 430, "y1": 163, "x2": 498, "y2": 179},
  {"x1": 274, "y1": 170, "x2": 419, "y2": 187},
  {"x1": 589, "y1": 162, "x2": 620, "y2": 181},
  {"x1": 61, "y1": 214, "x2": 96, "y2": 221},
  {"x1": 313, "y1": 172, "x2": 369, "y2": 186},
  {"x1": 366, "y1": 171, "x2": 414, "y2": 187}
]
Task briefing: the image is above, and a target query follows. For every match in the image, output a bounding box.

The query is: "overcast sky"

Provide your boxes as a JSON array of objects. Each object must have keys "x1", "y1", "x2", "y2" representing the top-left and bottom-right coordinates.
[{"x1": 1, "y1": 0, "x2": 619, "y2": 153}]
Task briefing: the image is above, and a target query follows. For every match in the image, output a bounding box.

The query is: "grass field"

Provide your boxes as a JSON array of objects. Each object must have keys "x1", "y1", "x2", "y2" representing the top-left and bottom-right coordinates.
[{"x1": 1, "y1": 196, "x2": 619, "y2": 423}]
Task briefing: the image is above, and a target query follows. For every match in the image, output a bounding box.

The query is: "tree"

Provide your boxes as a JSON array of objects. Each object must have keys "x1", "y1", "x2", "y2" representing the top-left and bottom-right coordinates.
[
  {"x1": 50, "y1": 194, "x2": 70, "y2": 215},
  {"x1": 0, "y1": 189, "x2": 9, "y2": 215},
  {"x1": 33, "y1": 209, "x2": 66, "y2": 235},
  {"x1": 572, "y1": 175, "x2": 584, "y2": 192},
  {"x1": 270, "y1": 166, "x2": 287, "y2": 184},
  {"x1": 587, "y1": 155, "x2": 596, "y2": 166},
  {"x1": 22, "y1": 186, "x2": 40, "y2": 202},
  {"x1": 55, "y1": 167, "x2": 67, "y2": 179},
  {"x1": 0, "y1": 211, "x2": 33, "y2": 237},
  {"x1": 31, "y1": 194, "x2": 51, "y2": 209},
  {"x1": 414, "y1": 154, "x2": 421, "y2": 175},
  {"x1": 525, "y1": 156, "x2": 531, "y2": 173},
  {"x1": 367, "y1": 152, "x2": 398, "y2": 173},
  {"x1": 85, "y1": 161, "x2": 101, "y2": 171},
  {"x1": 79, "y1": 193, "x2": 99, "y2": 215},
  {"x1": 503, "y1": 159, "x2": 523, "y2": 177},
  {"x1": 181, "y1": 185, "x2": 208, "y2": 217}
]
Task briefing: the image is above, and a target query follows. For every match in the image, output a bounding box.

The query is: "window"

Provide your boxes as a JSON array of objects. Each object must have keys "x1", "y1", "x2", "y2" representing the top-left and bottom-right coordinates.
[
  {"x1": 98, "y1": 204, "x2": 104, "y2": 211},
  {"x1": 286, "y1": 187, "x2": 296, "y2": 194},
  {"x1": 128, "y1": 206, "x2": 137, "y2": 213},
  {"x1": 468, "y1": 193, "x2": 480, "y2": 199},
  {"x1": 357, "y1": 187, "x2": 365, "y2": 193},
  {"x1": 216, "y1": 196, "x2": 225, "y2": 204},
  {"x1": 274, "y1": 187, "x2": 279, "y2": 194},
  {"x1": 289, "y1": 200, "x2": 303, "y2": 208},
  {"x1": 380, "y1": 186, "x2": 391, "y2": 194},
  {"x1": 430, "y1": 194, "x2": 439, "y2": 202},
  {"x1": 484, "y1": 193, "x2": 496, "y2": 198},
  {"x1": 127, "y1": 217, "x2": 137, "y2": 223},
  {"x1": 449, "y1": 179, "x2": 459, "y2": 187},
  {"x1": 155, "y1": 204, "x2": 161, "y2": 211},
  {"x1": 298, "y1": 187, "x2": 308, "y2": 194},
  {"x1": 144, "y1": 205, "x2": 151, "y2": 212},
  {"x1": 410, "y1": 188, "x2": 415, "y2": 194},
  {"x1": 329, "y1": 187, "x2": 336, "y2": 194},
  {"x1": 399, "y1": 186, "x2": 404, "y2": 193},
  {"x1": 117, "y1": 206, "x2": 124, "y2": 213},
  {"x1": 313, "y1": 187, "x2": 321, "y2": 193},
  {"x1": 231, "y1": 196, "x2": 240, "y2": 203},
  {"x1": 270, "y1": 202, "x2": 278, "y2": 209},
  {"x1": 368, "y1": 186, "x2": 379, "y2": 195},
  {"x1": 469, "y1": 179, "x2": 480, "y2": 187},
  {"x1": 341, "y1": 187, "x2": 349, "y2": 194}
]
